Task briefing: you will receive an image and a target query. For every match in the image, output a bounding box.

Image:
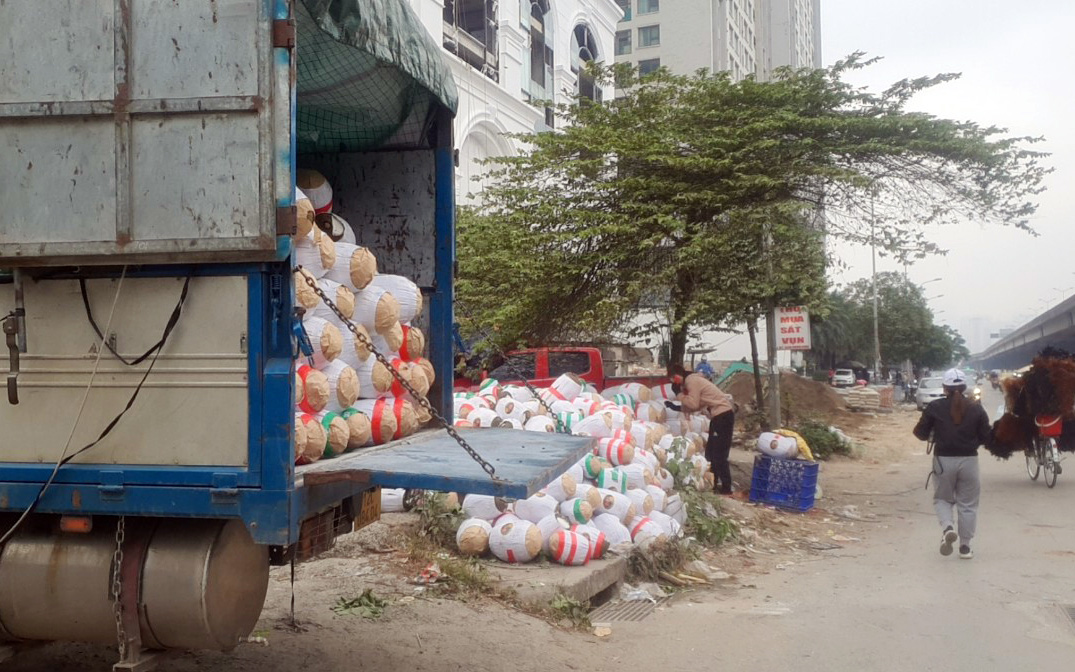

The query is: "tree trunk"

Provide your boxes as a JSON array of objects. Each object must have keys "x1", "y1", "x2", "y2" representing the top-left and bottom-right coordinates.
[
  {"x1": 667, "y1": 271, "x2": 692, "y2": 372},
  {"x1": 747, "y1": 319, "x2": 766, "y2": 426},
  {"x1": 669, "y1": 326, "x2": 688, "y2": 373}
]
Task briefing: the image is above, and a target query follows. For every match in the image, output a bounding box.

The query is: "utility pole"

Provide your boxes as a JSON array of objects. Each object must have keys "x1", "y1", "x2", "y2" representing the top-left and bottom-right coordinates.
[
  {"x1": 871, "y1": 197, "x2": 882, "y2": 381},
  {"x1": 764, "y1": 221, "x2": 781, "y2": 427}
]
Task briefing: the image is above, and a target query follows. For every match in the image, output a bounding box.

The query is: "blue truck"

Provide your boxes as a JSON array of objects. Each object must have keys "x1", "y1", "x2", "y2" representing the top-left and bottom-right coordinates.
[{"x1": 0, "y1": 1, "x2": 589, "y2": 667}]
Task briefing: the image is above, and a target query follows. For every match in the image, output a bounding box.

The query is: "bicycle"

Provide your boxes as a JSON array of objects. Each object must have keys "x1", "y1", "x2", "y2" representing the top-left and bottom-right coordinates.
[{"x1": 1027, "y1": 414, "x2": 1064, "y2": 488}]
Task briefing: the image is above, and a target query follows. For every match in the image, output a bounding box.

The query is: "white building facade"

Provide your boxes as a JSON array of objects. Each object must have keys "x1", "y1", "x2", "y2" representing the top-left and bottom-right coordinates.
[
  {"x1": 406, "y1": 0, "x2": 622, "y2": 202},
  {"x1": 614, "y1": 0, "x2": 820, "y2": 81}
]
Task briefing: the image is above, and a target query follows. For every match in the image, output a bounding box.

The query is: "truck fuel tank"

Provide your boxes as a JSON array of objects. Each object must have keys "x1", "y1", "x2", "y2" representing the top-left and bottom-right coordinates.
[{"x1": 0, "y1": 517, "x2": 268, "y2": 651}]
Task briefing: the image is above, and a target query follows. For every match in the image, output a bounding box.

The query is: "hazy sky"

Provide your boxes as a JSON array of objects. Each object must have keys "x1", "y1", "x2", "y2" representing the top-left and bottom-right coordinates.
[{"x1": 822, "y1": 0, "x2": 1075, "y2": 352}]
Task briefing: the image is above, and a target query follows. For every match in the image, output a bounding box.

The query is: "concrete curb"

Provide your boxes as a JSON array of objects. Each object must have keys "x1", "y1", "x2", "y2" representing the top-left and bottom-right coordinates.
[{"x1": 488, "y1": 555, "x2": 628, "y2": 606}]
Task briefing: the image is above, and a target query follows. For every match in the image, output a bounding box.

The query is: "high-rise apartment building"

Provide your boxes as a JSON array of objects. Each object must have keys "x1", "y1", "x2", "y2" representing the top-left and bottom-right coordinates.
[{"x1": 614, "y1": 0, "x2": 821, "y2": 81}]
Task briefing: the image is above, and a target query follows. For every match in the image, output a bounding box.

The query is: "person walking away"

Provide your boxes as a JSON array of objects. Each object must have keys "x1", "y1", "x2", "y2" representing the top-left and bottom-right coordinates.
[
  {"x1": 912, "y1": 368, "x2": 991, "y2": 559},
  {"x1": 665, "y1": 363, "x2": 736, "y2": 494}
]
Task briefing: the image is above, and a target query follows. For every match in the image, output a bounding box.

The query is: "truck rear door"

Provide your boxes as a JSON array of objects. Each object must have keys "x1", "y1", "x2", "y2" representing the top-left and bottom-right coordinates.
[{"x1": 0, "y1": 0, "x2": 286, "y2": 265}]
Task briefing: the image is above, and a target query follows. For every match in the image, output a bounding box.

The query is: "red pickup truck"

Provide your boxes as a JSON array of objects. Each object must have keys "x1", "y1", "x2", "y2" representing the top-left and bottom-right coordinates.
[{"x1": 454, "y1": 346, "x2": 671, "y2": 393}]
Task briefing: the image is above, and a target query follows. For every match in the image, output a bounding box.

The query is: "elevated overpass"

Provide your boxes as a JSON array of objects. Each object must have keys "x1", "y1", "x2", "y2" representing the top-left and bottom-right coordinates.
[{"x1": 971, "y1": 295, "x2": 1075, "y2": 370}]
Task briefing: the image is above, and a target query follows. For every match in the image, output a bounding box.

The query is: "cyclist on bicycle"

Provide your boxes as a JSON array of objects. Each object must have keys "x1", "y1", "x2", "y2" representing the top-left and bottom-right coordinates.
[{"x1": 912, "y1": 368, "x2": 992, "y2": 559}]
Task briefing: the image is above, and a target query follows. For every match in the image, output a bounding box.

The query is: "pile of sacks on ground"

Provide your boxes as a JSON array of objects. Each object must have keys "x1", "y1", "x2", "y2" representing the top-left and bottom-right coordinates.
[
  {"x1": 446, "y1": 373, "x2": 719, "y2": 566},
  {"x1": 291, "y1": 170, "x2": 432, "y2": 465}
]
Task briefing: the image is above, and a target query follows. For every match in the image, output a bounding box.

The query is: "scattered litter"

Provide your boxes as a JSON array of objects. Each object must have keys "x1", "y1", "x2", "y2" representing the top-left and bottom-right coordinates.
[
  {"x1": 413, "y1": 562, "x2": 441, "y2": 585},
  {"x1": 830, "y1": 535, "x2": 860, "y2": 542},
  {"x1": 620, "y1": 582, "x2": 665, "y2": 603},
  {"x1": 592, "y1": 623, "x2": 613, "y2": 637},
  {"x1": 332, "y1": 589, "x2": 388, "y2": 619}
]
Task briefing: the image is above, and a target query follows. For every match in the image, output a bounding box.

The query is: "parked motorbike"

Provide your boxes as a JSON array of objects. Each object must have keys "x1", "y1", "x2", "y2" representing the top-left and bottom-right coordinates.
[{"x1": 903, "y1": 379, "x2": 918, "y2": 404}]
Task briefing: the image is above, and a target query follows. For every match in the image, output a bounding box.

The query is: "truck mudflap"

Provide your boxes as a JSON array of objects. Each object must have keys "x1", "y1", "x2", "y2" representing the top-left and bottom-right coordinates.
[{"x1": 296, "y1": 428, "x2": 595, "y2": 499}]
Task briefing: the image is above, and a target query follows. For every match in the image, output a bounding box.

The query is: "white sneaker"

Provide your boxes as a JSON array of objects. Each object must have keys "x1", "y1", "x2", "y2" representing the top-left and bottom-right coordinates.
[
  {"x1": 940, "y1": 527, "x2": 957, "y2": 556},
  {"x1": 959, "y1": 545, "x2": 973, "y2": 560}
]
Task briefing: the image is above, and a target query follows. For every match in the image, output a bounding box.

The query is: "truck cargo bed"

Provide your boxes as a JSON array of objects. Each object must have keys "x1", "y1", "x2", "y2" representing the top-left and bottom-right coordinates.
[{"x1": 296, "y1": 428, "x2": 595, "y2": 499}]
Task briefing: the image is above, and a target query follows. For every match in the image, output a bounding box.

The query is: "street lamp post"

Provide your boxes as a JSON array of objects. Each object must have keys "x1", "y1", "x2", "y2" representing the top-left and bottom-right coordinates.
[{"x1": 871, "y1": 198, "x2": 882, "y2": 381}]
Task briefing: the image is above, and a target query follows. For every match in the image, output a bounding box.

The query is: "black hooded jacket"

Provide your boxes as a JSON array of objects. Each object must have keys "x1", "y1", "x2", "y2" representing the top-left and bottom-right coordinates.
[{"x1": 913, "y1": 396, "x2": 991, "y2": 457}]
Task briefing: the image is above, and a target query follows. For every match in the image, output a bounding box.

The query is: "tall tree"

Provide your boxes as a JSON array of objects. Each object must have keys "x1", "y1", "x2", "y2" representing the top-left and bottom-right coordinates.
[{"x1": 457, "y1": 57, "x2": 1048, "y2": 364}]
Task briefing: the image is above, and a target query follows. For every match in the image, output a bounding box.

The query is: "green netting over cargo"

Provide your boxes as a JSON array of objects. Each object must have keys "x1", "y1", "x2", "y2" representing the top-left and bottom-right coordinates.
[{"x1": 297, "y1": 0, "x2": 459, "y2": 153}]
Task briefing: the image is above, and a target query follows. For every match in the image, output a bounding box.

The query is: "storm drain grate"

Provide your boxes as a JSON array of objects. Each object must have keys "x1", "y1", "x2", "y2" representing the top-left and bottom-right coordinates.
[
  {"x1": 1063, "y1": 605, "x2": 1075, "y2": 629},
  {"x1": 588, "y1": 596, "x2": 672, "y2": 623}
]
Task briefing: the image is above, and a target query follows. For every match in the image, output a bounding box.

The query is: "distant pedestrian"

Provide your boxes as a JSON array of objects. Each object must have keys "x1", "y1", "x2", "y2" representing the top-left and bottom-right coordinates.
[
  {"x1": 912, "y1": 368, "x2": 991, "y2": 559},
  {"x1": 665, "y1": 363, "x2": 736, "y2": 494}
]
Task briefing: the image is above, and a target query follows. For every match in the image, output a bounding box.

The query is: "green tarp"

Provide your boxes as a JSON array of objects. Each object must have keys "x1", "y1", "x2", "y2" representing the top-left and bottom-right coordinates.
[{"x1": 297, "y1": 0, "x2": 459, "y2": 153}]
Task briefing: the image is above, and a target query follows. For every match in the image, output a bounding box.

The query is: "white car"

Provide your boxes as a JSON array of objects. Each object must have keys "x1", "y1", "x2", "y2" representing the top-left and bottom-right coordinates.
[
  {"x1": 915, "y1": 377, "x2": 946, "y2": 410},
  {"x1": 831, "y1": 369, "x2": 855, "y2": 387}
]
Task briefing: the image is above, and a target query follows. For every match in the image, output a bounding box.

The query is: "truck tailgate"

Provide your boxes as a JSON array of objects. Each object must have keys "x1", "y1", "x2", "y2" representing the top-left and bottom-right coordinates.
[{"x1": 296, "y1": 429, "x2": 594, "y2": 499}]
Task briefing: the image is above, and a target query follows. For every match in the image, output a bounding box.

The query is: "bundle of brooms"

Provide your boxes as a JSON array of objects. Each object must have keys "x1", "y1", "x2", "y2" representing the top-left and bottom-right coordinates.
[{"x1": 989, "y1": 347, "x2": 1075, "y2": 459}]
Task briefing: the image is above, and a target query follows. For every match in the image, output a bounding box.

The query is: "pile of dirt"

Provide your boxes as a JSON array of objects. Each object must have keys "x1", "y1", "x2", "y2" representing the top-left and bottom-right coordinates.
[{"x1": 725, "y1": 371, "x2": 856, "y2": 427}]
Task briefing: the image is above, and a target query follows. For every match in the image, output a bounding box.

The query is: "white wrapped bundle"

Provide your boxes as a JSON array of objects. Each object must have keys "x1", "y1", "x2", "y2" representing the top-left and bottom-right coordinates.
[
  {"x1": 627, "y1": 423, "x2": 652, "y2": 451},
  {"x1": 514, "y1": 491, "x2": 559, "y2": 523},
  {"x1": 520, "y1": 399, "x2": 543, "y2": 416},
  {"x1": 380, "y1": 488, "x2": 408, "y2": 513},
  {"x1": 366, "y1": 321, "x2": 404, "y2": 354},
  {"x1": 453, "y1": 419, "x2": 474, "y2": 428},
  {"x1": 635, "y1": 400, "x2": 667, "y2": 423},
  {"x1": 354, "y1": 356, "x2": 411, "y2": 399},
  {"x1": 549, "y1": 373, "x2": 584, "y2": 401},
  {"x1": 655, "y1": 466, "x2": 675, "y2": 491},
  {"x1": 407, "y1": 364, "x2": 431, "y2": 398},
  {"x1": 489, "y1": 515, "x2": 542, "y2": 564},
  {"x1": 293, "y1": 268, "x2": 320, "y2": 312},
  {"x1": 664, "y1": 415, "x2": 688, "y2": 437},
  {"x1": 571, "y1": 523, "x2": 609, "y2": 560},
  {"x1": 351, "y1": 397, "x2": 418, "y2": 444},
  {"x1": 595, "y1": 437, "x2": 635, "y2": 466},
  {"x1": 295, "y1": 413, "x2": 327, "y2": 464},
  {"x1": 573, "y1": 483, "x2": 603, "y2": 511},
  {"x1": 548, "y1": 530, "x2": 591, "y2": 566},
  {"x1": 566, "y1": 454, "x2": 610, "y2": 483},
  {"x1": 657, "y1": 433, "x2": 677, "y2": 456},
  {"x1": 685, "y1": 432, "x2": 706, "y2": 457},
  {"x1": 647, "y1": 510, "x2": 680, "y2": 537},
  {"x1": 319, "y1": 359, "x2": 360, "y2": 412},
  {"x1": 629, "y1": 517, "x2": 667, "y2": 545},
  {"x1": 535, "y1": 514, "x2": 569, "y2": 555},
  {"x1": 572, "y1": 413, "x2": 617, "y2": 439},
  {"x1": 302, "y1": 316, "x2": 343, "y2": 369},
  {"x1": 322, "y1": 241, "x2": 377, "y2": 291},
  {"x1": 293, "y1": 187, "x2": 316, "y2": 240},
  {"x1": 495, "y1": 397, "x2": 530, "y2": 423},
  {"x1": 313, "y1": 410, "x2": 350, "y2": 458},
  {"x1": 595, "y1": 467, "x2": 628, "y2": 493},
  {"x1": 477, "y1": 379, "x2": 501, "y2": 398},
  {"x1": 664, "y1": 493, "x2": 687, "y2": 526},
  {"x1": 608, "y1": 392, "x2": 636, "y2": 409},
  {"x1": 688, "y1": 414, "x2": 709, "y2": 434},
  {"x1": 543, "y1": 473, "x2": 577, "y2": 502},
  {"x1": 632, "y1": 448, "x2": 660, "y2": 473},
  {"x1": 617, "y1": 382, "x2": 652, "y2": 402},
  {"x1": 645, "y1": 485, "x2": 668, "y2": 511},
  {"x1": 499, "y1": 418, "x2": 522, "y2": 430},
  {"x1": 367, "y1": 274, "x2": 423, "y2": 323},
  {"x1": 545, "y1": 399, "x2": 577, "y2": 416},
  {"x1": 454, "y1": 396, "x2": 488, "y2": 418},
  {"x1": 462, "y1": 495, "x2": 511, "y2": 521},
  {"x1": 456, "y1": 519, "x2": 492, "y2": 557},
  {"x1": 302, "y1": 279, "x2": 356, "y2": 323},
  {"x1": 397, "y1": 325, "x2": 426, "y2": 361},
  {"x1": 559, "y1": 498, "x2": 594, "y2": 524},
  {"x1": 591, "y1": 513, "x2": 632, "y2": 546},
  {"x1": 293, "y1": 228, "x2": 336, "y2": 277},
  {"x1": 572, "y1": 397, "x2": 603, "y2": 417},
  {"x1": 467, "y1": 407, "x2": 503, "y2": 428},
  {"x1": 503, "y1": 385, "x2": 535, "y2": 402},
  {"x1": 340, "y1": 407, "x2": 373, "y2": 449},
  {"x1": 625, "y1": 488, "x2": 654, "y2": 515},
  {"x1": 757, "y1": 432, "x2": 801, "y2": 459},
  {"x1": 294, "y1": 416, "x2": 307, "y2": 458},
  {"x1": 410, "y1": 357, "x2": 435, "y2": 389},
  {"x1": 352, "y1": 285, "x2": 400, "y2": 335},
  {"x1": 650, "y1": 382, "x2": 676, "y2": 400},
  {"x1": 296, "y1": 168, "x2": 333, "y2": 214},
  {"x1": 595, "y1": 489, "x2": 636, "y2": 524},
  {"x1": 336, "y1": 321, "x2": 374, "y2": 366},
  {"x1": 296, "y1": 364, "x2": 330, "y2": 414},
  {"x1": 653, "y1": 446, "x2": 668, "y2": 467},
  {"x1": 333, "y1": 213, "x2": 357, "y2": 245},
  {"x1": 524, "y1": 416, "x2": 556, "y2": 433},
  {"x1": 556, "y1": 411, "x2": 583, "y2": 432}
]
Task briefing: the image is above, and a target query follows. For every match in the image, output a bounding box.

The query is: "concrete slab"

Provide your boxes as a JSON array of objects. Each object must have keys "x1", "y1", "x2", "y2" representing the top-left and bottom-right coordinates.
[{"x1": 488, "y1": 555, "x2": 628, "y2": 606}]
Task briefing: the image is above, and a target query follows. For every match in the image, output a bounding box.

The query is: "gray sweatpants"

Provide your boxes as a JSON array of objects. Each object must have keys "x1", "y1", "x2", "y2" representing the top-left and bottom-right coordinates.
[{"x1": 932, "y1": 456, "x2": 980, "y2": 544}]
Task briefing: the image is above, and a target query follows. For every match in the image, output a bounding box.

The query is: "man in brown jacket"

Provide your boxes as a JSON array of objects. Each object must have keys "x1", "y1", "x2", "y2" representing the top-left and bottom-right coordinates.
[{"x1": 666, "y1": 363, "x2": 737, "y2": 494}]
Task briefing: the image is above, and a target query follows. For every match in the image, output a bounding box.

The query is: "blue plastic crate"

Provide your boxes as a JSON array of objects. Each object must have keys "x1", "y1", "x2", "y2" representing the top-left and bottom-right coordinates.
[{"x1": 748, "y1": 454, "x2": 819, "y2": 512}]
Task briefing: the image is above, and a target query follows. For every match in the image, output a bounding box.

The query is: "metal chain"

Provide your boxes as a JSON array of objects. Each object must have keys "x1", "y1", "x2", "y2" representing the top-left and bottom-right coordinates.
[
  {"x1": 111, "y1": 515, "x2": 128, "y2": 660},
  {"x1": 453, "y1": 299, "x2": 569, "y2": 434},
  {"x1": 293, "y1": 267, "x2": 500, "y2": 479}
]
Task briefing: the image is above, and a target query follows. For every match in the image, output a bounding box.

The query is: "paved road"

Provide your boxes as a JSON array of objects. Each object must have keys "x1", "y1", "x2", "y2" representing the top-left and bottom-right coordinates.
[{"x1": 618, "y1": 385, "x2": 1075, "y2": 671}]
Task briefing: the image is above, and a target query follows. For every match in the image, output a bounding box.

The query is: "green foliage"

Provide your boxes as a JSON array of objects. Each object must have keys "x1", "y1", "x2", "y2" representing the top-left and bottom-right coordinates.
[
  {"x1": 794, "y1": 420, "x2": 852, "y2": 460},
  {"x1": 810, "y1": 272, "x2": 970, "y2": 370},
  {"x1": 412, "y1": 491, "x2": 465, "y2": 549},
  {"x1": 457, "y1": 56, "x2": 1047, "y2": 355},
  {"x1": 332, "y1": 590, "x2": 387, "y2": 619},
  {"x1": 679, "y1": 487, "x2": 739, "y2": 546},
  {"x1": 549, "y1": 594, "x2": 591, "y2": 630}
]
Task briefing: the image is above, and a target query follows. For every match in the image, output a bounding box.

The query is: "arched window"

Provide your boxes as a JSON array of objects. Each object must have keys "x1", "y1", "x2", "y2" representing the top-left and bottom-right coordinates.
[
  {"x1": 528, "y1": 1, "x2": 553, "y2": 96},
  {"x1": 571, "y1": 24, "x2": 600, "y2": 102}
]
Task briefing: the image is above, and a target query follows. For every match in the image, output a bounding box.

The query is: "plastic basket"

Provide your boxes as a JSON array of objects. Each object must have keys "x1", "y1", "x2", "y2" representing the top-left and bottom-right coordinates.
[{"x1": 748, "y1": 455, "x2": 819, "y2": 512}]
